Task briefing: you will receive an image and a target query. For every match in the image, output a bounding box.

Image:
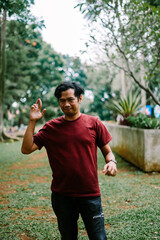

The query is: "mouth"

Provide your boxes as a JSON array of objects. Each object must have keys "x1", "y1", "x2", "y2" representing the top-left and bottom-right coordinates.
[{"x1": 63, "y1": 108, "x2": 72, "y2": 111}]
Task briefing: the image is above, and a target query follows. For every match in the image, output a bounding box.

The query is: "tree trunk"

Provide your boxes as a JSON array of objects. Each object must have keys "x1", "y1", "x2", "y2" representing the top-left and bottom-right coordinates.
[
  {"x1": 120, "y1": 32, "x2": 127, "y2": 99},
  {"x1": 140, "y1": 56, "x2": 146, "y2": 114},
  {"x1": 121, "y1": 69, "x2": 126, "y2": 98},
  {"x1": 0, "y1": 8, "x2": 7, "y2": 141}
]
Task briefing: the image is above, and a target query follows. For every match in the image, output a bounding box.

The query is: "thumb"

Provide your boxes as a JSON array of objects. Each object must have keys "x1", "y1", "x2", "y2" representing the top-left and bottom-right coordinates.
[
  {"x1": 102, "y1": 164, "x2": 108, "y2": 173},
  {"x1": 41, "y1": 109, "x2": 46, "y2": 117}
]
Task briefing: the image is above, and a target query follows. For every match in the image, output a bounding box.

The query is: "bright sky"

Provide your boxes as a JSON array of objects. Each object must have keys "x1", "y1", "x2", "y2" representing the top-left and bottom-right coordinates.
[{"x1": 31, "y1": 0, "x2": 89, "y2": 60}]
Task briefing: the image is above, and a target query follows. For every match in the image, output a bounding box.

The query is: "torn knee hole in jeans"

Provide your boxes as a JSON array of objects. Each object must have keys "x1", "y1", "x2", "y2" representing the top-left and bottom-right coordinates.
[{"x1": 93, "y1": 213, "x2": 104, "y2": 219}]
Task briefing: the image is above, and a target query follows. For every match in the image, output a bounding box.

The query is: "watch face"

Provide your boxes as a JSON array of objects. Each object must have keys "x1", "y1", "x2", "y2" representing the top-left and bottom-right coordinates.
[{"x1": 110, "y1": 159, "x2": 117, "y2": 164}]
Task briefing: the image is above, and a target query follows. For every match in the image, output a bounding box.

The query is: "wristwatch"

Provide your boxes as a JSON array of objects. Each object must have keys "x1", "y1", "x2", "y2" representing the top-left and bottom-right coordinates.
[{"x1": 108, "y1": 159, "x2": 117, "y2": 164}]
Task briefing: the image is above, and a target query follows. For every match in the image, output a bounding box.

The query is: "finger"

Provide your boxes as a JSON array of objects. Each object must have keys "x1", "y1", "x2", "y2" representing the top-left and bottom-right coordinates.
[
  {"x1": 104, "y1": 170, "x2": 109, "y2": 175},
  {"x1": 33, "y1": 104, "x2": 38, "y2": 108},
  {"x1": 110, "y1": 167, "x2": 118, "y2": 176},
  {"x1": 41, "y1": 109, "x2": 46, "y2": 117},
  {"x1": 31, "y1": 104, "x2": 37, "y2": 109},
  {"x1": 104, "y1": 168, "x2": 110, "y2": 175},
  {"x1": 106, "y1": 165, "x2": 114, "y2": 175},
  {"x1": 36, "y1": 98, "x2": 42, "y2": 110},
  {"x1": 102, "y1": 165, "x2": 108, "y2": 173},
  {"x1": 107, "y1": 165, "x2": 112, "y2": 173},
  {"x1": 110, "y1": 169, "x2": 115, "y2": 176},
  {"x1": 36, "y1": 98, "x2": 39, "y2": 104}
]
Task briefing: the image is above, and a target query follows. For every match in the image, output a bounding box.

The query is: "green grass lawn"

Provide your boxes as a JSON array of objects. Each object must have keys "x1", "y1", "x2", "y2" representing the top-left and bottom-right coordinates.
[{"x1": 0, "y1": 141, "x2": 160, "y2": 240}]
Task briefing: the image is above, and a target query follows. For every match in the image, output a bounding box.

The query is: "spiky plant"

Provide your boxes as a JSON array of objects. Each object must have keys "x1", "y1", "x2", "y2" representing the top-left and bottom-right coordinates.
[{"x1": 107, "y1": 91, "x2": 142, "y2": 124}]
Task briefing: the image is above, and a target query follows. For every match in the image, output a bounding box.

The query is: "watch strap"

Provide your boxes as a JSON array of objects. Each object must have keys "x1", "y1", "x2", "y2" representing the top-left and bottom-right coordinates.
[{"x1": 108, "y1": 159, "x2": 117, "y2": 164}]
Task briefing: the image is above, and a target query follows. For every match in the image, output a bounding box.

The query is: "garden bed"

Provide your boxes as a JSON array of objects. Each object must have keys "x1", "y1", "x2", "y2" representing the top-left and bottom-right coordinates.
[{"x1": 105, "y1": 123, "x2": 160, "y2": 172}]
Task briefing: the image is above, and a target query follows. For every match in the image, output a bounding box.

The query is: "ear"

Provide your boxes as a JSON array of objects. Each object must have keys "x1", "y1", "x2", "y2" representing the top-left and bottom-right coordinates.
[{"x1": 79, "y1": 95, "x2": 82, "y2": 103}]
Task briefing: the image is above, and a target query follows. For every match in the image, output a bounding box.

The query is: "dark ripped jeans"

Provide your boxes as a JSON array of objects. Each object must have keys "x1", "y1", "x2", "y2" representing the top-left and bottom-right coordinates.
[{"x1": 51, "y1": 192, "x2": 107, "y2": 240}]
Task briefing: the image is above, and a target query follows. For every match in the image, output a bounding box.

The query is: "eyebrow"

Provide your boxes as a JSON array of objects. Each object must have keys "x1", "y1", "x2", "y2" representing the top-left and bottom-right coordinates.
[
  {"x1": 59, "y1": 97, "x2": 75, "y2": 100},
  {"x1": 59, "y1": 97, "x2": 76, "y2": 101}
]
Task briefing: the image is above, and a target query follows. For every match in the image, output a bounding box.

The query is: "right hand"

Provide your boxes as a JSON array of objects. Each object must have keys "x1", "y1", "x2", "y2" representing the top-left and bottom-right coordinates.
[{"x1": 30, "y1": 99, "x2": 46, "y2": 121}]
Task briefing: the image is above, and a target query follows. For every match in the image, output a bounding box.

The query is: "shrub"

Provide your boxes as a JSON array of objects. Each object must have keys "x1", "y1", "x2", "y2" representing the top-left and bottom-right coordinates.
[
  {"x1": 106, "y1": 91, "x2": 141, "y2": 124},
  {"x1": 127, "y1": 113, "x2": 160, "y2": 129},
  {"x1": 44, "y1": 106, "x2": 57, "y2": 121}
]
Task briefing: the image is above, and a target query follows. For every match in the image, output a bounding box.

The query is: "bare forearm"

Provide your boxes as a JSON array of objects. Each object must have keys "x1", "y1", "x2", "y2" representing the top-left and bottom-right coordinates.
[
  {"x1": 21, "y1": 99, "x2": 45, "y2": 154},
  {"x1": 101, "y1": 144, "x2": 117, "y2": 176},
  {"x1": 105, "y1": 151, "x2": 115, "y2": 163},
  {"x1": 21, "y1": 120, "x2": 37, "y2": 154},
  {"x1": 101, "y1": 144, "x2": 115, "y2": 163}
]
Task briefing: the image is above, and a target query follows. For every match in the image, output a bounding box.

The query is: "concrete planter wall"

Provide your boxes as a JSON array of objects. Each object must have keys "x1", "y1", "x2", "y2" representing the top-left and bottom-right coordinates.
[{"x1": 104, "y1": 123, "x2": 160, "y2": 172}]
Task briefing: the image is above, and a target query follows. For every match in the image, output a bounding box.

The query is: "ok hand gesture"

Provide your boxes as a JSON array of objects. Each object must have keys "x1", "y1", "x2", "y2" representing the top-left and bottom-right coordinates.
[{"x1": 30, "y1": 99, "x2": 46, "y2": 121}]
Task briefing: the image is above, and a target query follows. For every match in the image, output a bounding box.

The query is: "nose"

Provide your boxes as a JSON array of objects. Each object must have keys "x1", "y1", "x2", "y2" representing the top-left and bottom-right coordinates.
[{"x1": 64, "y1": 101, "x2": 70, "y2": 107}]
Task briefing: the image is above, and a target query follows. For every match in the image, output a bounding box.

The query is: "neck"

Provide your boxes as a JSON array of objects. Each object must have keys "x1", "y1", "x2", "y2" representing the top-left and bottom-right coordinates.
[{"x1": 64, "y1": 112, "x2": 81, "y2": 121}]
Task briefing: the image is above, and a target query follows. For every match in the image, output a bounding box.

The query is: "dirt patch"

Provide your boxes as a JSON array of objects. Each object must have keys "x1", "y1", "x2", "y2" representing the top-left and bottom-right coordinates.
[
  {"x1": 118, "y1": 204, "x2": 137, "y2": 209},
  {"x1": 0, "y1": 181, "x2": 16, "y2": 195},
  {"x1": 140, "y1": 173, "x2": 160, "y2": 179},
  {"x1": 28, "y1": 152, "x2": 47, "y2": 162},
  {"x1": 0, "y1": 175, "x2": 50, "y2": 197},
  {"x1": 102, "y1": 197, "x2": 138, "y2": 210},
  {"x1": 8, "y1": 151, "x2": 48, "y2": 170},
  {"x1": 20, "y1": 234, "x2": 31, "y2": 240},
  {"x1": 39, "y1": 196, "x2": 48, "y2": 200},
  {"x1": 22, "y1": 206, "x2": 57, "y2": 223},
  {"x1": 0, "y1": 179, "x2": 30, "y2": 196},
  {"x1": 80, "y1": 230, "x2": 87, "y2": 236},
  {"x1": 0, "y1": 197, "x2": 9, "y2": 204},
  {"x1": 9, "y1": 162, "x2": 48, "y2": 170},
  {"x1": 20, "y1": 232, "x2": 36, "y2": 240},
  {"x1": 0, "y1": 151, "x2": 50, "y2": 199},
  {"x1": 1, "y1": 179, "x2": 29, "y2": 186},
  {"x1": 31, "y1": 175, "x2": 49, "y2": 183},
  {"x1": 117, "y1": 168, "x2": 136, "y2": 175},
  {"x1": 23, "y1": 206, "x2": 52, "y2": 216},
  {"x1": 105, "y1": 224, "x2": 111, "y2": 229}
]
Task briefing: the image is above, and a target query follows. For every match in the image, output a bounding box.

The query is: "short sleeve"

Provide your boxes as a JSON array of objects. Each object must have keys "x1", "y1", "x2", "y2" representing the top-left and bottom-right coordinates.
[
  {"x1": 33, "y1": 124, "x2": 48, "y2": 150},
  {"x1": 95, "y1": 119, "x2": 112, "y2": 148}
]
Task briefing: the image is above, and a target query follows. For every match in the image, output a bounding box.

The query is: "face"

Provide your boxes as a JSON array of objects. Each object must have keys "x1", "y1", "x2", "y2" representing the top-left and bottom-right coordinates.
[{"x1": 58, "y1": 88, "x2": 82, "y2": 118}]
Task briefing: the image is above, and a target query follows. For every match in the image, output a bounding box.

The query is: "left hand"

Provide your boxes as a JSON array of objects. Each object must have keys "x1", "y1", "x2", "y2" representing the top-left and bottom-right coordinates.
[{"x1": 102, "y1": 161, "x2": 117, "y2": 176}]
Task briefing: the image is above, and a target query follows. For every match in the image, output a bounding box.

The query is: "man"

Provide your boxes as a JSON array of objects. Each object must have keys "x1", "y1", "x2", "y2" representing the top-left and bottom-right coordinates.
[{"x1": 21, "y1": 81, "x2": 117, "y2": 240}]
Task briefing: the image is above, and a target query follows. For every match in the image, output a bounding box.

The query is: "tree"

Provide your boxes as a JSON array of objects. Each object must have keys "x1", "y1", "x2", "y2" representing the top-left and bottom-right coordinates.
[
  {"x1": 83, "y1": 64, "x2": 119, "y2": 119},
  {"x1": 5, "y1": 21, "x2": 35, "y2": 109},
  {"x1": 23, "y1": 40, "x2": 64, "y2": 122},
  {"x1": 0, "y1": 0, "x2": 38, "y2": 140},
  {"x1": 63, "y1": 55, "x2": 87, "y2": 87},
  {"x1": 144, "y1": 0, "x2": 160, "y2": 7},
  {"x1": 5, "y1": 19, "x2": 64, "y2": 126},
  {"x1": 89, "y1": 86, "x2": 113, "y2": 120},
  {"x1": 0, "y1": 6, "x2": 7, "y2": 140},
  {"x1": 76, "y1": 0, "x2": 160, "y2": 105}
]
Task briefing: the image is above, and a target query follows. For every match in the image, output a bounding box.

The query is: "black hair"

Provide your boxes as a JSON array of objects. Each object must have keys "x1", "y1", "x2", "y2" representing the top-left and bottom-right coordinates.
[{"x1": 54, "y1": 81, "x2": 84, "y2": 100}]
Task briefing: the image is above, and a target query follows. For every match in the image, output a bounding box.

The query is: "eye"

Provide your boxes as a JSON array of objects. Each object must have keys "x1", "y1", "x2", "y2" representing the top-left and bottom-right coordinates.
[
  {"x1": 68, "y1": 98, "x2": 75, "y2": 103},
  {"x1": 59, "y1": 99, "x2": 65, "y2": 103}
]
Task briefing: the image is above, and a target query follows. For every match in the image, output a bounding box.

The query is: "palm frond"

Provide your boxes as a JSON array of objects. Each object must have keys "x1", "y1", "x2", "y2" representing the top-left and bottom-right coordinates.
[{"x1": 106, "y1": 91, "x2": 141, "y2": 117}]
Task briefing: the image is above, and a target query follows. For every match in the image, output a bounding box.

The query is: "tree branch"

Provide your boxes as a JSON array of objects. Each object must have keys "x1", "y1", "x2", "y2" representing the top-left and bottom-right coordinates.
[{"x1": 105, "y1": 52, "x2": 160, "y2": 105}]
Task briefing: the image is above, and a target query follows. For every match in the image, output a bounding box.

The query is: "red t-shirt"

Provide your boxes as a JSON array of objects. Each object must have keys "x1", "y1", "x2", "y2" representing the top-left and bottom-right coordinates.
[{"x1": 33, "y1": 114, "x2": 112, "y2": 197}]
